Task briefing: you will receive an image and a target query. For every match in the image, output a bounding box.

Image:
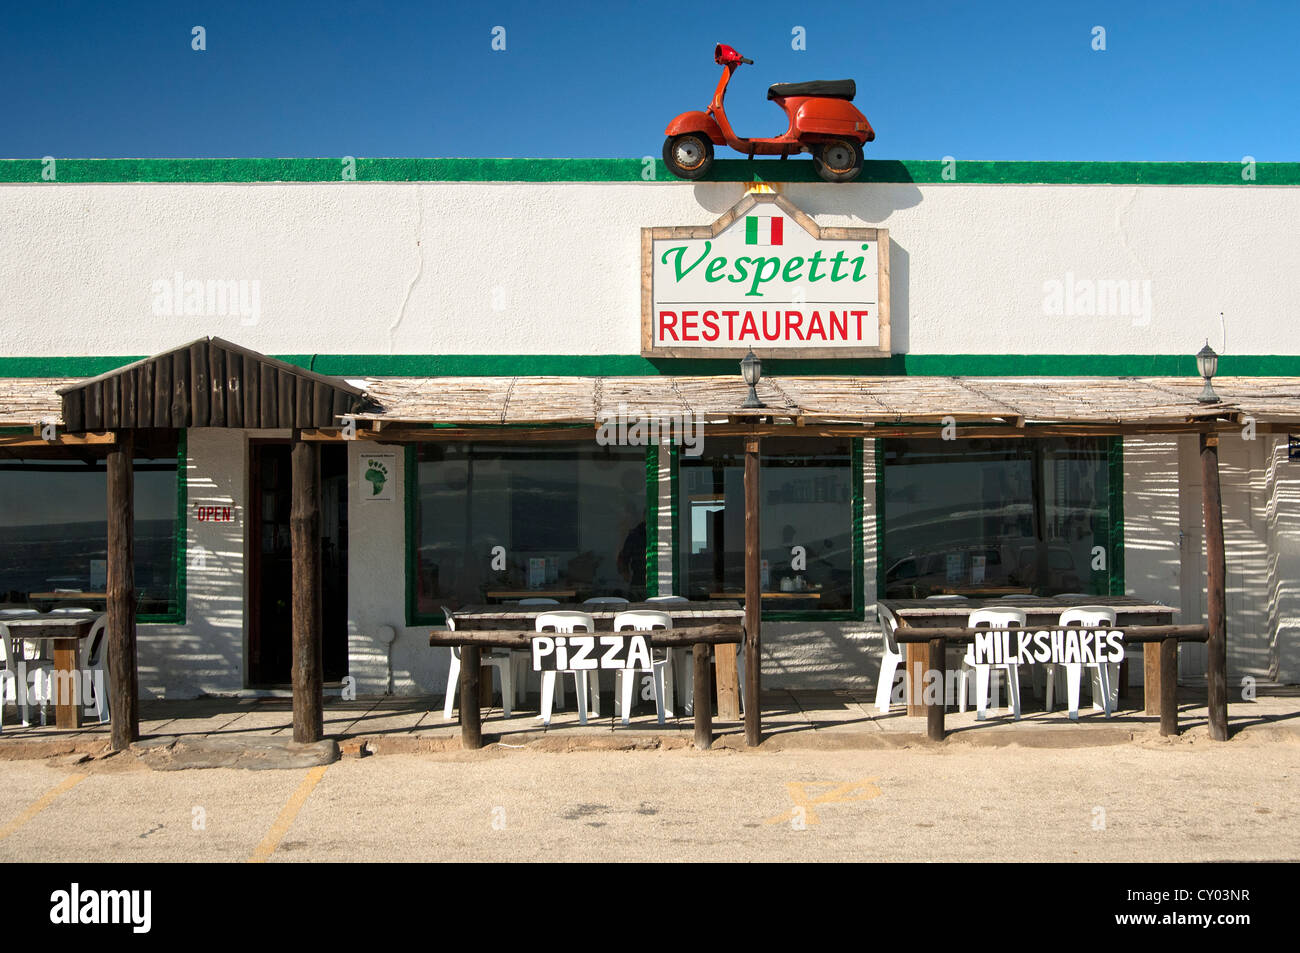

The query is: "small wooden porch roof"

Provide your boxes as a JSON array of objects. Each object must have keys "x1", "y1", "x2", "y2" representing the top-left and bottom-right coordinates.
[{"x1": 50, "y1": 337, "x2": 371, "y2": 432}]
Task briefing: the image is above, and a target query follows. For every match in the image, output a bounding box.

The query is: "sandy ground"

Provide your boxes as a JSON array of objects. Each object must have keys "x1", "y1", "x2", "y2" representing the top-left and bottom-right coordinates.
[{"x1": 2, "y1": 731, "x2": 1297, "y2": 863}]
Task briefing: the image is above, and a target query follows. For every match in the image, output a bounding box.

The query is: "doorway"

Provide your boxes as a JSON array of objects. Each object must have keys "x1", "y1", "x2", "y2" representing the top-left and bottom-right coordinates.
[{"x1": 248, "y1": 442, "x2": 349, "y2": 687}]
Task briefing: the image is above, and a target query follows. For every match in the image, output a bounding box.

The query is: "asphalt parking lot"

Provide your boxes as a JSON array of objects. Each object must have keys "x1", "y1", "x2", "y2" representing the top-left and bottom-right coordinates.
[{"x1": 2, "y1": 731, "x2": 1297, "y2": 863}]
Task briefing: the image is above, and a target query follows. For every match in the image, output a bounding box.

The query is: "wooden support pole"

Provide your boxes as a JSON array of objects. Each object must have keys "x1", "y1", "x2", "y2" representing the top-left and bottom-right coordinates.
[
  {"x1": 429, "y1": 623, "x2": 744, "y2": 648},
  {"x1": 693, "y1": 643, "x2": 712, "y2": 750},
  {"x1": 927, "y1": 637, "x2": 945, "y2": 742},
  {"x1": 1159, "y1": 636, "x2": 1179, "y2": 736},
  {"x1": 1143, "y1": 643, "x2": 1162, "y2": 715},
  {"x1": 290, "y1": 436, "x2": 324, "y2": 743},
  {"x1": 106, "y1": 432, "x2": 139, "y2": 751},
  {"x1": 459, "y1": 645, "x2": 483, "y2": 750},
  {"x1": 1200, "y1": 432, "x2": 1229, "y2": 741},
  {"x1": 743, "y1": 435, "x2": 762, "y2": 747}
]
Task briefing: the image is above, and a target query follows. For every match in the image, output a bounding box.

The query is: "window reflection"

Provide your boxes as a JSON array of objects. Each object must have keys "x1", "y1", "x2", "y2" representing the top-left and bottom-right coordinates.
[
  {"x1": 0, "y1": 440, "x2": 181, "y2": 617},
  {"x1": 414, "y1": 443, "x2": 649, "y2": 617},
  {"x1": 678, "y1": 438, "x2": 855, "y2": 611},
  {"x1": 881, "y1": 437, "x2": 1112, "y2": 598}
]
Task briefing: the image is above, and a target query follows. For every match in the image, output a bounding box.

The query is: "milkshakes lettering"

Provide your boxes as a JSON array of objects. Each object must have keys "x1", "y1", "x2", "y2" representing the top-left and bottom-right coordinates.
[{"x1": 972, "y1": 629, "x2": 1125, "y2": 666}]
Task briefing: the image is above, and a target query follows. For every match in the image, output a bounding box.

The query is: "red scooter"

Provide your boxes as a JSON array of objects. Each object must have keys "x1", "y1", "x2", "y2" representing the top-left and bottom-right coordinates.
[{"x1": 663, "y1": 44, "x2": 875, "y2": 183}]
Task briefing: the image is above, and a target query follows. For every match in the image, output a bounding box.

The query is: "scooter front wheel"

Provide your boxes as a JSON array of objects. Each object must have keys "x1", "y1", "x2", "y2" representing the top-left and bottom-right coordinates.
[
  {"x1": 663, "y1": 133, "x2": 714, "y2": 180},
  {"x1": 813, "y1": 139, "x2": 864, "y2": 183}
]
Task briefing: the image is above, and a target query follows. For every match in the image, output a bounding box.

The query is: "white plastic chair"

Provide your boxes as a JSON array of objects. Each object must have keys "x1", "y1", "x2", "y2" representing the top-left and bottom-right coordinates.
[
  {"x1": 583, "y1": 596, "x2": 629, "y2": 605},
  {"x1": 81, "y1": 614, "x2": 110, "y2": 724},
  {"x1": 874, "y1": 604, "x2": 906, "y2": 713},
  {"x1": 1, "y1": 607, "x2": 43, "y2": 662},
  {"x1": 0, "y1": 615, "x2": 52, "y2": 728},
  {"x1": 441, "y1": 610, "x2": 515, "y2": 720},
  {"x1": 675, "y1": 643, "x2": 746, "y2": 717},
  {"x1": 959, "y1": 607, "x2": 1026, "y2": 720},
  {"x1": 1048, "y1": 606, "x2": 1117, "y2": 720},
  {"x1": 535, "y1": 611, "x2": 600, "y2": 726},
  {"x1": 613, "y1": 610, "x2": 674, "y2": 725},
  {"x1": 509, "y1": 601, "x2": 561, "y2": 700}
]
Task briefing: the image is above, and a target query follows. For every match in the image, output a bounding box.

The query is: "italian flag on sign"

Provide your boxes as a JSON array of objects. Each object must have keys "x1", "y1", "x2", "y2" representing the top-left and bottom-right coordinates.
[{"x1": 745, "y1": 215, "x2": 783, "y2": 245}]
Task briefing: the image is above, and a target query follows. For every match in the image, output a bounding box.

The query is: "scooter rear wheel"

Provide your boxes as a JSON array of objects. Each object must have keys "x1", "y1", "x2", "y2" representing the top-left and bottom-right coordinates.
[
  {"x1": 813, "y1": 139, "x2": 864, "y2": 183},
  {"x1": 663, "y1": 133, "x2": 714, "y2": 180}
]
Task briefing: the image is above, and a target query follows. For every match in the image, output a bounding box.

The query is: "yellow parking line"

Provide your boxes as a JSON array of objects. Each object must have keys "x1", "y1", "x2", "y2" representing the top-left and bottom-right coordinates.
[
  {"x1": 248, "y1": 764, "x2": 329, "y2": 863},
  {"x1": 0, "y1": 773, "x2": 88, "y2": 841}
]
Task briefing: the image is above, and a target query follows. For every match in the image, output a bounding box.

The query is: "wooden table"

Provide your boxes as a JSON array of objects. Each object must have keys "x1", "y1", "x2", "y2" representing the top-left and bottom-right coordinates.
[
  {"x1": 2, "y1": 616, "x2": 95, "y2": 729},
  {"x1": 484, "y1": 589, "x2": 577, "y2": 601},
  {"x1": 450, "y1": 601, "x2": 746, "y2": 720},
  {"x1": 709, "y1": 591, "x2": 821, "y2": 600},
  {"x1": 880, "y1": 596, "x2": 1178, "y2": 716}
]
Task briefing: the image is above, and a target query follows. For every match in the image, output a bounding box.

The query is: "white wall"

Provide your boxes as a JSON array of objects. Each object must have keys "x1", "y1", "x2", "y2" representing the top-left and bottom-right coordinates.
[
  {"x1": 137, "y1": 428, "x2": 246, "y2": 698},
  {"x1": 1265, "y1": 436, "x2": 1300, "y2": 683},
  {"x1": 3, "y1": 180, "x2": 1297, "y2": 360}
]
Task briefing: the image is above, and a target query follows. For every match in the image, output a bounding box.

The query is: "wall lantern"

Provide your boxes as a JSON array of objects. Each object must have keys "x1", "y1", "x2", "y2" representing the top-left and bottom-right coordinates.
[
  {"x1": 1196, "y1": 342, "x2": 1220, "y2": 404},
  {"x1": 740, "y1": 348, "x2": 765, "y2": 408}
]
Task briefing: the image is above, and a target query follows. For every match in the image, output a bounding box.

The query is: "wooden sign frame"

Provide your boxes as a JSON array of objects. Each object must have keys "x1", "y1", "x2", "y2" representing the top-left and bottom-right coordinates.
[{"x1": 640, "y1": 193, "x2": 890, "y2": 359}]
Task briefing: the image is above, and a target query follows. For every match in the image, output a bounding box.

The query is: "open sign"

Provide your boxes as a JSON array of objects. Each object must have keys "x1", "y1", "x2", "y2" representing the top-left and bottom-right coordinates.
[{"x1": 531, "y1": 634, "x2": 653, "y2": 672}]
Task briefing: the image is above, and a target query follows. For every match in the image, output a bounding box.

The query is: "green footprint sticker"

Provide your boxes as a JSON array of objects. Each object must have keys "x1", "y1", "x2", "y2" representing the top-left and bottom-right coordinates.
[{"x1": 364, "y1": 459, "x2": 389, "y2": 496}]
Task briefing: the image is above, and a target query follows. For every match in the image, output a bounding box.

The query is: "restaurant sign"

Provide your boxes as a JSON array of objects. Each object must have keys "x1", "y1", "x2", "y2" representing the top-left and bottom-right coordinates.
[
  {"x1": 642, "y1": 193, "x2": 890, "y2": 358},
  {"x1": 531, "y1": 633, "x2": 653, "y2": 672}
]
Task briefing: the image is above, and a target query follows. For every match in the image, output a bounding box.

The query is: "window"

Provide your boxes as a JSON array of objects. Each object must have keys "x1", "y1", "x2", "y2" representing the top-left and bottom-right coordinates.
[
  {"x1": 0, "y1": 433, "x2": 184, "y2": 620},
  {"x1": 880, "y1": 437, "x2": 1116, "y2": 599},
  {"x1": 410, "y1": 442, "x2": 650, "y2": 621},
  {"x1": 677, "y1": 437, "x2": 859, "y2": 615}
]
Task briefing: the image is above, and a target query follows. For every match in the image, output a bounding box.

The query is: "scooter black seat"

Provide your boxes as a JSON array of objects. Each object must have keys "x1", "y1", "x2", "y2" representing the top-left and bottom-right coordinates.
[{"x1": 767, "y1": 79, "x2": 856, "y2": 101}]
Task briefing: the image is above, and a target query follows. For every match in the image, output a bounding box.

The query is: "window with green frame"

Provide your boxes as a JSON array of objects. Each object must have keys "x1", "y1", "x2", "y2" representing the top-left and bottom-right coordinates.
[
  {"x1": 673, "y1": 436, "x2": 864, "y2": 620},
  {"x1": 0, "y1": 430, "x2": 187, "y2": 622},
  {"x1": 878, "y1": 436, "x2": 1122, "y2": 600},
  {"x1": 407, "y1": 441, "x2": 653, "y2": 624}
]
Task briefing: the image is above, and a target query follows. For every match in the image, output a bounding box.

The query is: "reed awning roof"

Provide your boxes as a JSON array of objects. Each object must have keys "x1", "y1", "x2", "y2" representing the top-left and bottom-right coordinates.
[
  {"x1": 344, "y1": 374, "x2": 1300, "y2": 431},
  {"x1": 6, "y1": 371, "x2": 1300, "y2": 434}
]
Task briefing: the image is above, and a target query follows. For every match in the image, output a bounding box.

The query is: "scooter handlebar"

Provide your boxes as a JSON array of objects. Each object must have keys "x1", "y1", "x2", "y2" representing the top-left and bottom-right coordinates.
[{"x1": 740, "y1": 57, "x2": 754, "y2": 65}]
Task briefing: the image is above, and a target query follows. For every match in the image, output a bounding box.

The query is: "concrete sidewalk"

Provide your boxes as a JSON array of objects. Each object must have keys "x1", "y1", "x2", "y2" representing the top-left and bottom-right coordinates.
[{"x1": 2, "y1": 684, "x2": 1298, "y2": 763}]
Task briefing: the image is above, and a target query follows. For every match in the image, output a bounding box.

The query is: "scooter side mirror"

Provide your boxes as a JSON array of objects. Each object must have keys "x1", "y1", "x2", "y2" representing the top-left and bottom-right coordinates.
[{"x1": 714, "y1": 43, "x2": 743, "y2": 66}]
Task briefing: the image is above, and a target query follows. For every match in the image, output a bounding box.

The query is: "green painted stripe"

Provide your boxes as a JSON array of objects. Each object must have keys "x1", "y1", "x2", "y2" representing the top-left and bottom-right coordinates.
[
  {"x1": 851, "y1": 437, "x2": 865, "y2": 620},
  {"x1": 644, "y1": 443, "x2": 659, "y2": 598},
  {"x1": 5, "y1": 353, "x2": 1300, "y2": 380},
  {"x1": 1109, "y1": 436, "x2": 1126, "y2": 597},
  {"x1": 2, "y1": 157, "x2": 1298, "y2": 186},
  {"x1": 669, "y1": 441, "x2": 680, "y2": 598},
  {"x1": 745, "y1": 215, "x2": 758, "y2": 243},
  {"x1": 404, "y1": 445, "x2": 423, "y2": 627}
]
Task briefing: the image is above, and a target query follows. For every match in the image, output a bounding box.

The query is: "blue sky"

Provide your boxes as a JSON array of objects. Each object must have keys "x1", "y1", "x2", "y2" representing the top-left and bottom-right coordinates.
[{"x1": 2, "y1": 0, "x2": 1296, "y2": 162}]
